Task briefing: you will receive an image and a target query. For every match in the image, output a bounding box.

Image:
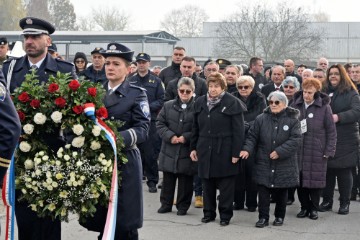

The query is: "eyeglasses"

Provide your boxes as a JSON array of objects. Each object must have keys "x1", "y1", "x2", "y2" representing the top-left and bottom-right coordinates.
[
  {"x1": 269, "y1": 100, "x2": 281, "y2": 105},
  {"x1": 238, "y1": 86, "x2": 250, "y2": 90},
  {"x1": 283, "y1": 85, "x2": 295, "y2": 89},
  {"x1": 75, "y1": 60, "x2": 85, "y2": 64},
  {"x1": 329, "y1": 72, "x2": 340, "y2": 76},
  {"x1": 179, "y1": 89, "x2": 192, "y2": 95},
  {"x1": 206, "y1": 68, "x2": 218, "y2": 72}
]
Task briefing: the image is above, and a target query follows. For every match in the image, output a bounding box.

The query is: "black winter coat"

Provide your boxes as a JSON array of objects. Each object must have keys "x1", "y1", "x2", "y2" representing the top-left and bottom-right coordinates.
[
  {"x1": 291, "y1": 91, "x2": 337, "y2": 188},
  {"x1": 159, "y1": 62, "x2": 181, "y2": 88},
  {"x1": 190, "y1": 92, "x2": 246, "y2": 179},
  {"x1": 243, "y1": 107, "x2": 301, "y2": 188},
  {"x1": 325, "y1": 88, "x2": 360, "y2": 168},
  {"x1": 156, "y1": 97, "x2": 197, "y2": 175}
]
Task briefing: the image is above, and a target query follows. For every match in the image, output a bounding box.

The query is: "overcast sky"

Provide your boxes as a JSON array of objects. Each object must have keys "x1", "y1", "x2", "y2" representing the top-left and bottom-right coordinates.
[{"x1": 71, "y1": 0, "x2": 360, "y2": 30}]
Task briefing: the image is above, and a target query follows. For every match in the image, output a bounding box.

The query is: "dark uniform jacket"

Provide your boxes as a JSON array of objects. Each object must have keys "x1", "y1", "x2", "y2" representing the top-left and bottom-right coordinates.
[
  {"x1": 227, "y1": 84, "x2": 237, "y2": 94},
  {"x1": 261, "y1": 83, "x2": 284, "y2": 99},
  {"x1": 128, "y1": 70, "x2": 164, "y2": 121},
  {"x1": 244, "y1": 71, "x2": 267, "y2": 91},
  {"x1": 243, "y1": 107, "x2": 301, "y2": 188},
  {"x1": 83, "y1": 65, "x2": 107, "y2": 85},
  {"x1": 159, "y1": 62, "x2": 181, "y2": 88},
  {"x1": 0, "y1": 71, "x2": 21, "y2": 179},
  {"x1": 325, "y1": 87, "x2": 360, "y2": 168},
  {"x1": 291, "y1": 91, "x2": 337, "y2": 188},
  {"x1": 2, "y1": 53, "x2": 77, "y2": 93},
  {"x1": 157, "y1": 97, "x2": 197, "y2": 175},
  {"x1": 190, "y1": 92, "x2": 246, "y2": 179},
  {"x1": 82, "y1": 80, "x2": 150, "y2": 232},
  {"x1": 164, "y1": 74, "x2": 207, "y2": 102},
  {"x1": 286, "y1": 71, "x2": 302, "y2": 85}
]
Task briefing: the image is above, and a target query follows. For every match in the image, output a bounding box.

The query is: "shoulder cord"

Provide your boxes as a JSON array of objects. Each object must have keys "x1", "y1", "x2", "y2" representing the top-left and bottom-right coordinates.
[{"x1": 6, "y1": 59, "x2": 16, "y2": 91}]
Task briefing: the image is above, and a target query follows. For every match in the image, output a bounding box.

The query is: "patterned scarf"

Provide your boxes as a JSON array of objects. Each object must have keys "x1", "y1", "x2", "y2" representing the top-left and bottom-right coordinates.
[{"x1": 207, "y1": 91, "x2": 225, "y2": 111}]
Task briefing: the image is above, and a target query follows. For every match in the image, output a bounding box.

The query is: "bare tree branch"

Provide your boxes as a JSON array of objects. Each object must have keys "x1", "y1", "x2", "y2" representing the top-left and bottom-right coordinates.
[{"x1": 91, "y1": 6, "x2": 130, "y2": 31}]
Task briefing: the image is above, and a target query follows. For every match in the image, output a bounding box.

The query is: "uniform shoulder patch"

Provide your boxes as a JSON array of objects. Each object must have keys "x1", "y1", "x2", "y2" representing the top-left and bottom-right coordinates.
[
  {"x1": 0, "y1": 82, "x2": 7, "y2": 101},
  {"x1": 139, "y1": 101, "x2": 150, "y2": 119}
]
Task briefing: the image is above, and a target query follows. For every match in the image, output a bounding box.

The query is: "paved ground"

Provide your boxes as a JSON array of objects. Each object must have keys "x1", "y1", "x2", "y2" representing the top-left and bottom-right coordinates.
[{"x1": 1, "y1": 180, "x2": 360, "y2": 240}]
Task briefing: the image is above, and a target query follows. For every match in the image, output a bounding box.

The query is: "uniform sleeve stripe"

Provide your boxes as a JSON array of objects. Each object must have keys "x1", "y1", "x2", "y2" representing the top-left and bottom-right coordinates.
[
  {"x1": 0, "y1": 157, "x2": 10, "y2": 163},
  {"x1": 127, "y1": 129, "x2": 135, "y2": 146},
  {"x1": 0, "y1": 162, "x2": 9, "y2": 167},
  {"x1": 129, "y1": 128, "x2": 137, "y2": 146}
]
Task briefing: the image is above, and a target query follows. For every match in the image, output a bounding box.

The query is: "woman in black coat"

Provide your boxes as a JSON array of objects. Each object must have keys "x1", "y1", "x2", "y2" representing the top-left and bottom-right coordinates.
[
  {"x1": 232, "y1": 76, "x2": 266, "y2": 211},
  {"x1": 156, "y1": 77, "x2": 197, "y2": 216},
  {"x1": 190, "y1": 72, "x2": 246, "y2": 226},
  {"x1": 291, "y1": 78, "x2": 337, "y2": 220},
  {"x1": 240, "y1": 91, "x2": 302, "y2": 228},
  {"x1": 319, "y1": 64, "x2": 360, "y2": 215}
]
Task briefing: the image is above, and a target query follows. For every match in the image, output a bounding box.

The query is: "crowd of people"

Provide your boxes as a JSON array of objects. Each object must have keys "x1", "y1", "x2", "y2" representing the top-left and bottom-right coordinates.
[{"x1": 1, "y1": 16, "x2": 360, "y2": 240}]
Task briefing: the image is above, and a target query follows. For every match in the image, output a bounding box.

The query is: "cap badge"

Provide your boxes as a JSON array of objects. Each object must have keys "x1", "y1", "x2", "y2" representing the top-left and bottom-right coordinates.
[
  {"x1": 109, "y1": 45, "x2": 117, "y2": 50},
  {"x1": 26, "y1": 18, "x2": 33, "y2": 25},
  {"x1": 140, "y1": 53, "x2": 144, "y2": 56},
  {"x1": 219, "y1": 60, "x2": 223, "y2": 64}
]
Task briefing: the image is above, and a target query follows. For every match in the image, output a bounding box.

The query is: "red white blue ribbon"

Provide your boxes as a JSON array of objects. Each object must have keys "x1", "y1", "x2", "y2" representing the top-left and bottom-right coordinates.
[
  {"x1": 2, "y1": 151, "x2": 16, "y2": 240},
  {"x1": 84, "y1": 103, "x2": 118, "y2": 240}
]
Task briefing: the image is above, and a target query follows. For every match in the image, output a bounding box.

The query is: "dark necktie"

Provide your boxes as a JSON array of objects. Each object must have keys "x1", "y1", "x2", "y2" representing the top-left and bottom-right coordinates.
[
  {"x1": 275, "y1": 87, "x2": 280, "y2": 91},
  {"x1": 30, "y1": 65, "x2": 38, "y2": 71}
]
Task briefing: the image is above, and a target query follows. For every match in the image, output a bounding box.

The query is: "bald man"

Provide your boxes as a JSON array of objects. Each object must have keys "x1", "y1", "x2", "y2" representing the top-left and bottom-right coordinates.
[{"x1": 284, "y1": 59, "x2": 302, "y2": 85}]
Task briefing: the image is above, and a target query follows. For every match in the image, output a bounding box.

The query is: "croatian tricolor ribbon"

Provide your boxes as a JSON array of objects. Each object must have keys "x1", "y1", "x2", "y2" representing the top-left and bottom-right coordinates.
[
  {"x1": 2, "y1": 151, "x2": 16, "y2": 240},
  {"x1": 84, "y1": 103, "x2": 118, "y2": 240}
]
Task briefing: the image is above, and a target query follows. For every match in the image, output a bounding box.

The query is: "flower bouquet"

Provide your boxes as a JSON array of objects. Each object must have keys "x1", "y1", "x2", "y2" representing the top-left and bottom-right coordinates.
[{"x1": 12, "y1": 70, "x2": 126, "y2": 222}]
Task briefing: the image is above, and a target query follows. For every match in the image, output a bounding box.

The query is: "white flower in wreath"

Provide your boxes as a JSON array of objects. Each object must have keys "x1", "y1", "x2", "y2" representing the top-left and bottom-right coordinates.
[
  {"x1": 72, "y1": 124, "x2": 84, "y2": 136},
  {"x1": 23, "y1": 124, "x2": 34, "y2": 135},
  {"x1": 64, "y1": 155, "x2": 70, "y2": 161},
  {"x1": 38, "y1": 151, "x2": 45, "y2": 156},
  {"x1": 65, "y1": 144, "x2": 71, "y2": 149},
  {"x1": 92, "y1": 125, "x2": 102, "y2": 137},
  {"x1": 24, "y1": 159, "x2": 34, "y2": 169},
  {"x1": 72, "y1": 136, "x2": 85, "y2": 148},
  {"x1": 35, "y1": 169, "x2": 42, "y2": 176},
  {"x1": 19, "y1": 141, "x2": 31, "y2": 152},
  {"x1": 42, "y1": 155, "x2": 49, "y2": 161},
  {"x1": 47, "y1": 185, "x2": 53, "y2": 191},
  {"x1": 90, "y1": 141, "x2": 101, "y2": 150},
  {"x1": 52, "y1": 182, "x2": 58, "y2": 188},
  {"x1": 57, "y1": 152, "x2": 63, "y2": 158},
  {"x1": 76, "y1": 161, "x2": 83, "y2": 167},
  {"x1": 51, "y1": 111, "x2": 62, "y2": 123},
  {"x1": 72, "y1": 152, "x2": 78, "y2": 157},
  {"x1": 34, "y1": 113, "x2": 47, "y2": 125},
  {"x1": 34, "y1": 158, "x2": 41, "y2": 165},
  {"x1": 48, "y1": 203, "x2": 56, "y2": 212}
]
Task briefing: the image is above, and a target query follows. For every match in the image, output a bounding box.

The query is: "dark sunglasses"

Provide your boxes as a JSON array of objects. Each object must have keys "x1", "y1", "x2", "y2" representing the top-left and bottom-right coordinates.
[
  {"x1": 179, "y1": 89, "x2": 192, "y2": 95},
  {"x1": 269, "y1": 100, "x2": 281, "y2": 105},
  {"x1": 238, "y1": 85, "x2": 250, "y2": 90},
  {"x1": 75, "y1": 60, "x2": 85, "y2": 63},
  {"x1": 283, "y1": 85, "x2": 295, "y2": 89}
]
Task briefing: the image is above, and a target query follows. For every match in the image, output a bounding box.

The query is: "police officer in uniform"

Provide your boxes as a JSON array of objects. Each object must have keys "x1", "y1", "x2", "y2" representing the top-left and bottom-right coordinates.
[
  {"x1": 2, "y1": 17, "x2": 76, "y2": 240},
  {"x1": 129, "y1": 53, "x2": 164, "y2": 192},
  {"x1": 80, "y1": 43, "x2": 150, "y2": 240},
  {"x1": 0, "y1": 69, "x2": 21, "y2": 181},
  {"x1": 0, "y1": 37, "x2": 9, "y2": 69},
  {"x1": 83, "y1": 47, "x2": 107, "y2": 84}
]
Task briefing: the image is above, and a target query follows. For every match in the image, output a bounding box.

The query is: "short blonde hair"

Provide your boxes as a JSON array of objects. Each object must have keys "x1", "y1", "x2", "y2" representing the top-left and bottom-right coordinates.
[{"x1": 236, "y1": 76, "x2": 255, "y2": 89}]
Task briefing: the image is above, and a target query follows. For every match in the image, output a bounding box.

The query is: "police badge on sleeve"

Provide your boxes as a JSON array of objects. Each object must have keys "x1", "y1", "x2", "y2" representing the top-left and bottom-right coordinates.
[
  {"x1": 140, "y1": 101, "x2": 150, "y2": 119},
  {"x1": 0, "y1": 82, "x2": 6, "y2": 101}
]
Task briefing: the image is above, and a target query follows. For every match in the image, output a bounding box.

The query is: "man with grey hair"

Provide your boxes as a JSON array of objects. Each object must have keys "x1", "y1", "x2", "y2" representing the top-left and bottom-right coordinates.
[
  {"x1": 313, "y1": 68, "x2": 327, "y2": 84},
  {"x1": 203, "y1": 61, "x2": 219, "y2": 79},
  {"x1": 152, "y1": 65, "x2": 162, "y2": 77},
  {"x1": 261, "y1": 65, "x2": 285, "y2": 99},
  {"x1": 317, "y1": 57, "x2": 329, "y2": 71}
]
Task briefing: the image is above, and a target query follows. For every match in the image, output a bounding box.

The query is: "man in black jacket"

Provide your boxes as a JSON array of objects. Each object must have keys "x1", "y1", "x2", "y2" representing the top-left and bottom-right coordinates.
[
  {"x1": 128, "y1": 53, "x2": 164, "y2": 192},
  {"x1": 284, "y1": 59, "x2": 302, "y2": 85},
  {"x1": 244, "y1": 57, "x2": 266, "y2": 91},
  {"x1": 261, "y1": 65, "x2": 285, "y2": 99},
  {"x1": 159, "y1": 46, "x2": 185, "y2": 88},
  {"x1": 165, "y1": 56, "x2": 207, "y2": 102},
  {"x1": 83, "y1": 47, "x2": 107, "y2": 84}
]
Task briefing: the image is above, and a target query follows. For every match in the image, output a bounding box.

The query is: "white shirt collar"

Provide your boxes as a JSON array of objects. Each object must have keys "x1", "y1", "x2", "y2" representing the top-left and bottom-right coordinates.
[
  {"x1": 28, "y1": 56, "x2": 46, "y2": 69},
  {"x1": 107, "y1": 82, "x2": 122, "y2": 93}
]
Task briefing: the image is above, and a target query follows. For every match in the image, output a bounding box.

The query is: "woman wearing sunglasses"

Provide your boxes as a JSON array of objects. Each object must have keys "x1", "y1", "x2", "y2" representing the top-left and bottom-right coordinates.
[
  {"x1": 190, "y1": 72, "x2": 246, "y2": 226},
  {"x1": 240, "y1": 91, "x2": 302, "y2": 228},
  {"x1": 73, "y1": 52, "x2": 88, "y2": 77},
  {"x1": 319, "y1": 64, "x2": 360, "y2": 215},
  {"x1": 232, "y1": 76, "x2": 266, "y2": 212},
  {"x1": 290, "y1": 78, "x2": 337, "y2": 220},
  {"x1": 282, "y1": 76, "x2": 301, "y2": 106},
  {"x1": 156, "y1": 77, "x2": 197, "y2": 216}
]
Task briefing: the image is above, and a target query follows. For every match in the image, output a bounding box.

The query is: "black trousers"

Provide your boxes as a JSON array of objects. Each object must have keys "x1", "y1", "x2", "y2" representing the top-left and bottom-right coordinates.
[
  {"x1": 202, "y1": 175, "x2": 236, "y2": 221},
  {"x1": 234, "y1": 159, "x2": 257, "y2": 208},
  {"x1": 297, "y1": 187, "x2": 321, "y2": 211},
  {"x1": 98, "y1": 229, "x2": 138, "y2": 240},
  {"x1": 139, "y1": 121, "x2": 159, "y2": 186},
  {"x1": 15, "y1": 199, "x2": 61, "y2": 240},
  {"x1": 160, "y1": 172, "x2": 194, "y2": 211},
  {"x1": 323, "y1": 167, "x2": 353, "y2": 204},
  {"x1": 258, "y1": 185, "x2": 287, "y2": 220}
]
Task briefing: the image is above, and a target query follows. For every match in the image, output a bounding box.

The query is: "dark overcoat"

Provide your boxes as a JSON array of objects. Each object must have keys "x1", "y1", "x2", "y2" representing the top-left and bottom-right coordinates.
[
  {"x1": 164, "y1": 74, "x2": 207, "y2": 101},
  {"x1": 291, "y1": 91, "x2": 337, "y2": 188},
  {"x1": 243, "y1": 107, "x2": 302, "y2": 188},
  {"x1": 156, "y1": 97, "x2": 197, "y2": 175},
  {"x1": 190, "y1": 92, "x2": 246, "y2": 179},
  {"x1": 81, "y1": 80, "x2": 150, "y2": 232},
  {"x1": 325, "y1": 88, "x2": 360, "y2": 168}
]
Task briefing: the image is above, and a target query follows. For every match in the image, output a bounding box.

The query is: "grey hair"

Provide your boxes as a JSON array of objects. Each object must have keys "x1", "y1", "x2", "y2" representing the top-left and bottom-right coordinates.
[
  {"x1": 236, "y1": 76, "x2": 255, "y2": 88},
  {"x1": 152, "y1": 65, "x2": 162, "y2": 70},
  {"x1": 271, "y1": 65, "x2": 286, "y2": 75},
  {"x1": 282, "y1": 76, "x2": 300, "y2": 91},
  {"x1": 177, "y1": 77, "x2": 195, "y2": 91},
  {"x1": 267, "y1": 91, "x2": 288, "y2": 107}
]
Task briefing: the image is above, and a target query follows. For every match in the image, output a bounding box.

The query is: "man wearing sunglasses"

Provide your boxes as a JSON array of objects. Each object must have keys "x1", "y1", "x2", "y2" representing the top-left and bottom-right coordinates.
[
  {"x1": 261, "y1": 65, "x2": 286, "y2": 99},
  {"x1": 165, "y1": 56, "x2": 207, "y2": 101}
]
